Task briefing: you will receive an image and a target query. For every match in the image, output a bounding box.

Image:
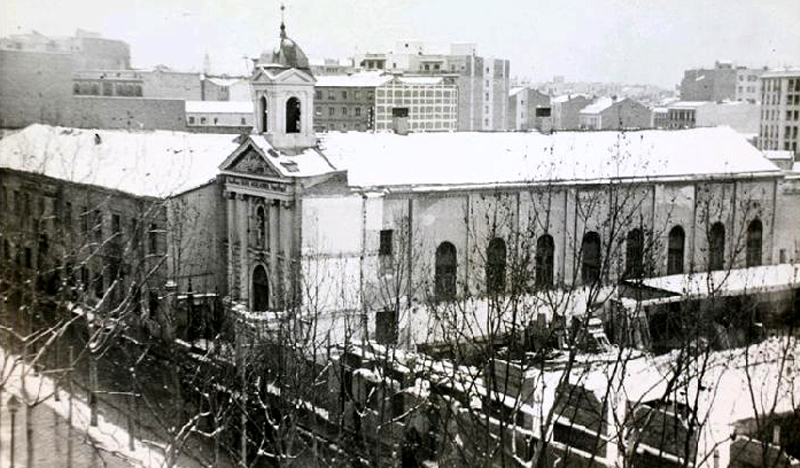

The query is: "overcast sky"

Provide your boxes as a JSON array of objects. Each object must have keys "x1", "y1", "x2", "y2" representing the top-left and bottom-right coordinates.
[{"x1": 2, "y1": 0, "x2": 798, "y2": 88}]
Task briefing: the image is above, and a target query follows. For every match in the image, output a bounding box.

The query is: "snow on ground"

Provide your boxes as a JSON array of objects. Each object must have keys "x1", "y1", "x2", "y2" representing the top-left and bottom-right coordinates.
[{"x1": 0, "y1": 346, "x2": 192, "y2": 468}]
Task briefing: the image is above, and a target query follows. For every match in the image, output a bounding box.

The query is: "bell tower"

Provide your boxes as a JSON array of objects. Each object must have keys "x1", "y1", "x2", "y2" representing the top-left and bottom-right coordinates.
[{"x1": 251, "y1": 6, "x2": 316, "y2": 151}]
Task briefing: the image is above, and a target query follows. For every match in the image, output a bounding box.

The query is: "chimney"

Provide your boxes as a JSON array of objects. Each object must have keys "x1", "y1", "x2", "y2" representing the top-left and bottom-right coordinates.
[{"x1": 391, "y1": 107, "x2": 410, "y2": 135}]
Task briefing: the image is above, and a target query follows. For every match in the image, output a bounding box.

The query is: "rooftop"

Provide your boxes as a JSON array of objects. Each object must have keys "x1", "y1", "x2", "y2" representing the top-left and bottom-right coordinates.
[
  {"x1": 314, "y1": 71, "x2": 391, "y2": 88},
  {"x1": 0, "y1": 125, "x2": 241, "y2": 198},
  {"x1": 761, "y1": 67, "x2": 800, "y2": 79},
  {"x1": 185, "y1": 100, "x2": 254, "y2": 114},
  {"x1": 319, "y1": 126, "x2": 782, "y2": 190}
]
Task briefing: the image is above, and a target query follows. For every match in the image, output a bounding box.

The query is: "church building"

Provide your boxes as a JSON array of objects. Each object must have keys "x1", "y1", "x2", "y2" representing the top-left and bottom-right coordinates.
[{"x1": 3, "y1": 20, "x2": 799, "y2": 350}]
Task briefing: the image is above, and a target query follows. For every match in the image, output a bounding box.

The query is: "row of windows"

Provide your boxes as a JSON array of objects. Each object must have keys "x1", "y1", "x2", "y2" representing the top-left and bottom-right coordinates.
[
  {"x1": 73, "y1": 81, "x2": 143, "y2": 97},
  {"x1": 187, "y1": 116, "x2": 249, "y2": 126},
  {"x1": 383, "y1": 219, "x2": 765, "y2": 300},
  {"x1": 0, "y1": 186, "x2": 161, "y2": 255},
  {"x1": 315, "y1": 106, "x2": 365, "y2": 117},
  {"x1": 315, "y1": 90, "x2": 374, "y2": 101},
  {"x1": 376, "y1": 89, "x2": 455, "y2": 98},
  {"x1": 374, "y1": 121, "x2": 454, "y2": 130}
]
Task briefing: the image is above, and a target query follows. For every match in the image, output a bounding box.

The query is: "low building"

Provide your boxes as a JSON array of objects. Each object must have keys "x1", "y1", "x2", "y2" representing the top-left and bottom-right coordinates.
[
  {"x1": 310, "y1": 58, "x2": 355, "y2": 76},
  {"x1": 652, "y1": 107, "x2": 668, "y2": 129},
  {"x1": 72, "y1": 69, "x2": 144, "y2": 97},
  {"x1": 667, "y1": 100, "x2": 761, "y2": 133},
  {"x1": 551, "y1": 94, "x2": 591, "y2": 130},
  {"x1": 185, "y1": 100, "x2": 254, "y2": 133},
  {"x1": 759, "y1": 68, "x2": 800, "y2": 156},
  {"x1": 507, "y1": 87, "x2": 551, "y2": 131},
  {"x1": 579, "y1": 97, "x2": 652, "y2": 130}
]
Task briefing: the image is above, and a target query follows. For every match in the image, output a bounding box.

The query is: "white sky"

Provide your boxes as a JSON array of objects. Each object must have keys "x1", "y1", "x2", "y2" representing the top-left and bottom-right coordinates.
[{"x1": 2, "y1": 0, "x2": 798, "y2": 88}]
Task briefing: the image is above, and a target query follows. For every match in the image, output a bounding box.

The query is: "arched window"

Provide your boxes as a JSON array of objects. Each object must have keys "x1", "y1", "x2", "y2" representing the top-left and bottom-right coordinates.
[
  {"x1": 259, "y1": 96, "x2": 268, "y2": 133},
  {"x1": 709, "y1": 222, "x2": 725, "y2": 271},
  {"x1": 256, "y1": 206, "x2": 266, "y2": 249},
  {"x1": 252, "y1": 265, "x2": 269, "y2": 312},
  {"x1": 435, "y1": 242, "x2": 457, "y2": 300},
  {"x1": 667, "y1": 226, "x2": 685, "y2": 275},
  {"x1": 746, "y1": 219, "x2": 763, "y2": 267},
  {"x1": 581, "y1": 232, "x2": 601, "y2": 284},
  {"x1": 535, "y1": 234, "x2": 555, "y2": 288},
  {"x1": 486, "y1": 238, "x2": 506, "y2": 295},
  {"x1": 625, "y1": 228, "x2": 644, "y2": 279},
  {"x1": 286, "y1": 97, "x2": 301, "y2": 133}
]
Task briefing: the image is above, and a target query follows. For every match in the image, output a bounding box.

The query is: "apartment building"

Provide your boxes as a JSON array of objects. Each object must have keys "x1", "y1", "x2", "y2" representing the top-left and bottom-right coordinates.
[
  {"x1": 374, "y1": 76, "x2": 458, "y2": 132},
  {"x1": 313, "y1": 73, "x2": 389, "y2": 132},
  {"x1": 354, "y1": 42, "x2": 510, "y2": 131},
  {"x1": 759, "y1": 68, "x2": 800, "y2": 156}
]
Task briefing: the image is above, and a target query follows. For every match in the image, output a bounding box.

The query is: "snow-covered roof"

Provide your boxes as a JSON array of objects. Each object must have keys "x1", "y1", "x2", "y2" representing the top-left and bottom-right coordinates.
[
  {"x1": 315, "y1": 72, "x2": 391, "y2": 88},
  {"x1": 668, "y1": 101, "x2": 713, "y2": 109},
  {"x1": 579, "y1": 97, "x2": 617, "y2": 114},
  {"x1": 763, "y1": 150, "x2": 795, "y2": 160},
  {"x1": 632, "y1": 264, "x2": 800, "y2": 304},
  {"x1": 0, "y1": 125, "x2": 241, "y2": 198},
  {"x1": 552, "y1": 94, "x2": 589, "y2": 104},
  {"x1": 247, "y1": 135, "x2": 338, "y2": 178},
  {"x1": 510, "y1": 87, "x2": 525, "y2": 97},
  {"x1": 319, "y1": 127, "x2": 782, "y2": 190},
  {"x1": 185, "y1": 100, "x2": 254, "y2": 114},
  {"x1": 396, "y1": 76, "x2": 445, "y2": 85},
  {"x1": 761, "y1": 68, "x2": 800, "y2": 79},
  {"x1": 205, "y1": 77, "x2": 242, "y2": 87}
]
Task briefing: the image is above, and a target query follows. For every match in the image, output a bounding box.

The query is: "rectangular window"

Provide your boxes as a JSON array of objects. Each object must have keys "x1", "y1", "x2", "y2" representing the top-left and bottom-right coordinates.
[
  {"x1": 355, "y1": 107, "x2": 361, "y2": 117},
  {"x1": 341, "y1": 90, "x2": 348, "y2": 99},
  {"x1": 315, "y1": 90, "x2": 322, "y2": 99},
  {"x1": 328, "y1": 90, "x2": 335, "y2": 100},
  {"x1": 379, "y1": 229, "x2": 393, "y2": 256},
  {"x1": 112, "y1": 213, "x2": 121, "y2": 236},
  {"x1": 241, "y1": 117, "x2": 247, "y2": 125},
  {"x1": 342, "y1": 107, "x2": 348, "y2": 116},
  {"x1": 64, "y1": 202, "x2": 72, "y2": 229},
  {"x1": 354, "y1": 90, "x2": 361, "y2": 100},
  {"x1": 329, "y1": 107, "x2": 335, "y2": 116},
  {"x1": 149, "y1": 223, "x2": 158, "y2": 254},
  {"x1": 93, "y1": 210, "x2": 103, "y2": 242},
  {"x1": 188, "y1": 116, "x2": 195, "y2": 124}
]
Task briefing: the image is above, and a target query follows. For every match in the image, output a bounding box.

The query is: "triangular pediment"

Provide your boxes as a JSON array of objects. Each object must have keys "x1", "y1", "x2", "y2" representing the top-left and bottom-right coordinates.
[
  {"x1": 220, "y1": 143, "x2": 282, "y2": 178},
  {"x1": 252, "y1": 67, "x2": 315, "y2": 85}
]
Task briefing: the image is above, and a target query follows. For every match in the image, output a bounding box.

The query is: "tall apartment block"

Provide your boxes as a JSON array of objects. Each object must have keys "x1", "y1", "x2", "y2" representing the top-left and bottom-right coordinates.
[
  {"x1": 759, "y1": 68, "x2": 800, "y2": 156},
  {"x1": 354, "y1": 42, "x2": 510, "y2": 131}
]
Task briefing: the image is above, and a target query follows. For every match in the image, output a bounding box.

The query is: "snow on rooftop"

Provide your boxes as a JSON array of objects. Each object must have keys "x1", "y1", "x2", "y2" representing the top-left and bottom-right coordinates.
[
  {"x1": 510, "y1": 87, "x2": 525, "y2": 96},
  {"x1": 248, "y1": 134, "x2": 338, "y2": 178},
  {"x1": 552, "y1": 94, "x2": 588, "y2": 103},
  {"x1": 315, "y1": 71, "x2": 391, "y2": 88},
  {"x1": 185, "y1": 100, "x2": 254, "y2": 114},
  {"x1": 635, "y1": 264, "x2": 800, "y2": 303},
  {"x1": 0, "y1": 124, "x2": 240, "y2": 198},
  {"x1": 764, "y1": 150, "x2": 795, "y2": 160},
  {"x1": 396, "y1": 76, "x2": 446, "y2": 85},
  {"x1": 761, "y1": 67, "x2": 800, "y2": 78},
  {"x1": 205, "y1": 77, "x2": 243, "y2": 87},
  {"x1": 319, "y1": 127, "x2": 781, "y2": 189},
  {"x1": 668, "y1": 101, "x2": 712, "y2": 109},
  {"x1": 579, "y1": 97, "x2": 616, "y2": 114}
]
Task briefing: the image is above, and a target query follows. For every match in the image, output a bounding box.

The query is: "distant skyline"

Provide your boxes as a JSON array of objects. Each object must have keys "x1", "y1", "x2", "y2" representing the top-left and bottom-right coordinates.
[{"x1": 2, "y1": 0, "x2": 798, "y2": 88}]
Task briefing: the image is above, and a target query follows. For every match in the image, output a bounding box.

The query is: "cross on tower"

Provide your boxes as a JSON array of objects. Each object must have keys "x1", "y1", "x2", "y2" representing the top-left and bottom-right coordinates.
[{"x1": 279, "y1": 4, "x2": 286, "y2": 38}]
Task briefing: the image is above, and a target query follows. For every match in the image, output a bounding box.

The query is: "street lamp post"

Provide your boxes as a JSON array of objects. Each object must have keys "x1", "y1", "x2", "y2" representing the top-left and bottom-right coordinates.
[{"x1": 8, "y1": 394, "x2": 21, "y2": 468}]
